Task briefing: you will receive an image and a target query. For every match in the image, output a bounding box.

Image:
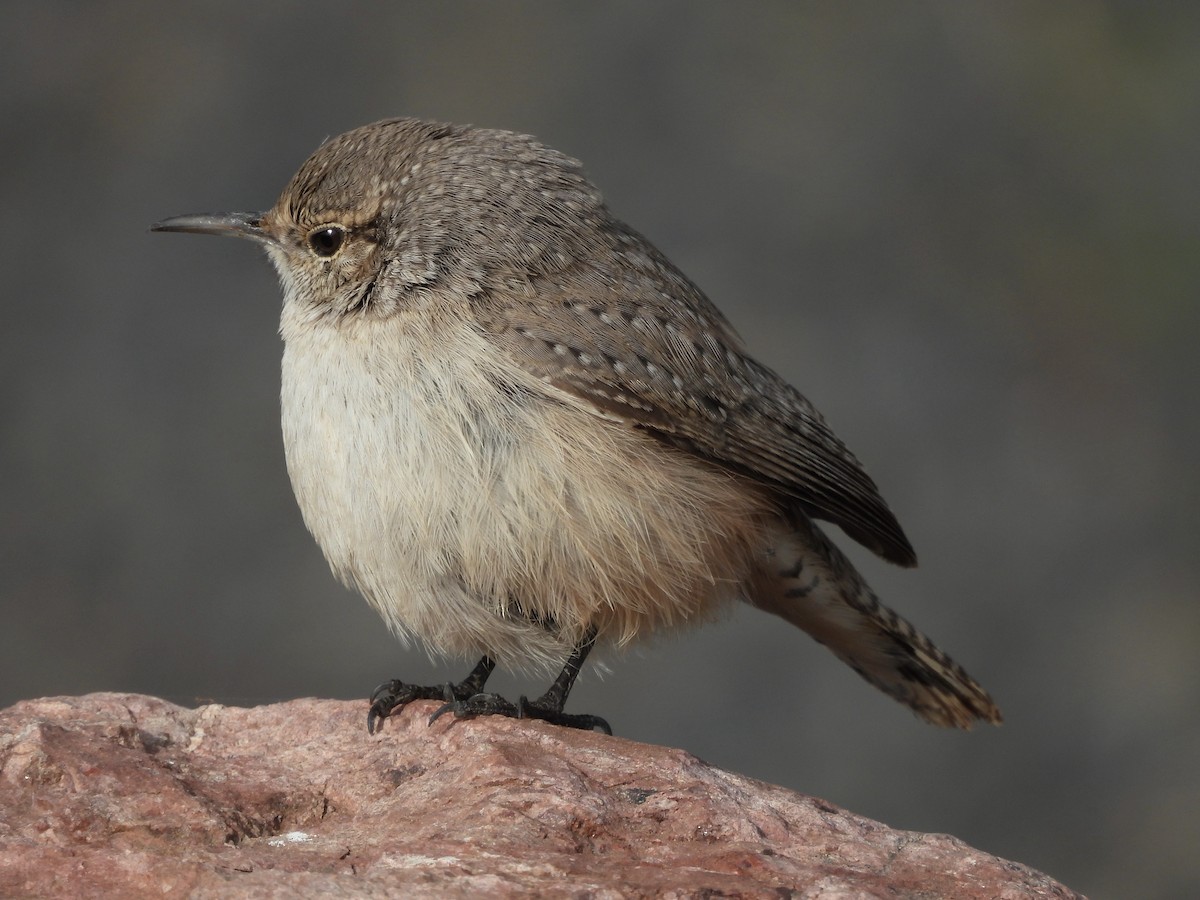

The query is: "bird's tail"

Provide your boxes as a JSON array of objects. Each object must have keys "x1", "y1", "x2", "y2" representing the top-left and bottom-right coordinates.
[{"x1": 750, "y1": 515, "x2": 1002, "y2": 729}]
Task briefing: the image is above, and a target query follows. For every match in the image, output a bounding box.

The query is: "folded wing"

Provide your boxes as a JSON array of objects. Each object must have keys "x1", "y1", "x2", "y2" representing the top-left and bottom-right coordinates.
[{"x1": 472, "y1": 228, "x2": 917, "y2": 568}]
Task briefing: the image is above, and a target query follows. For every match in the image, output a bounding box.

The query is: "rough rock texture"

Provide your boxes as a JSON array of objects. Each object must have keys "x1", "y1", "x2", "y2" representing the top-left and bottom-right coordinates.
[{"x1": 0, "y1": 694, "x2": 1080, "y2": 899}]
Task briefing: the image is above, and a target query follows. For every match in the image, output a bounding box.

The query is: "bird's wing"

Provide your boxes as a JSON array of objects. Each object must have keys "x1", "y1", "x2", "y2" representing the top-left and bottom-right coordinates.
[{"x1": 472, "y1": 239, "x2": 917, "y2": 568}]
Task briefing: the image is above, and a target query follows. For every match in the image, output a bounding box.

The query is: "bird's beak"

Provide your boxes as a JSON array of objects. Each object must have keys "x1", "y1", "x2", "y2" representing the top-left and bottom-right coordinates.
[{"x1": 150, "y1": 211, "x2": 272, "y2": 244}]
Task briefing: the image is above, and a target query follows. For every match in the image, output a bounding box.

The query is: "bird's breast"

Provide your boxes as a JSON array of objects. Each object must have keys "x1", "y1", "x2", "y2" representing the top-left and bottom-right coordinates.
[
  {"x1": 279, "y1": 311, "x2": 529, "y2": 597},
  {"x1": 277, "y1": 305, "x2": 775, "y2": 662}
]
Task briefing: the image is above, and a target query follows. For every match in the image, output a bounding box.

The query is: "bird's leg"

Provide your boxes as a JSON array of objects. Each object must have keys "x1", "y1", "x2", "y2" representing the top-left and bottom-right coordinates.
[
  {"x1": 429, "y1": 629, "x2": 611, "y2": 734},
  {"x1": 367, "y1": 655, "x2": 496, "y2": 734}
]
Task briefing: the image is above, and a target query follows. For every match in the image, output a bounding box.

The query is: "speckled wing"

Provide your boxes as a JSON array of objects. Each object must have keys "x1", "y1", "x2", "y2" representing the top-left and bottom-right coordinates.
[{"x1": 473, "y1": 231, "x2": 918, "y2": 568}]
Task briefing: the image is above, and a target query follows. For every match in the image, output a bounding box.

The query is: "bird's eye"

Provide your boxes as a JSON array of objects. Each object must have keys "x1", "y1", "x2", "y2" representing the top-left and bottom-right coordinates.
[{"x1": 307, "y1": 225, "x2": 346, "y2": 257}]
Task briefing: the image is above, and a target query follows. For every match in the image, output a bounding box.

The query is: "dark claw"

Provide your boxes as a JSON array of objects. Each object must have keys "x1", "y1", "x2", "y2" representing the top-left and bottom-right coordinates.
[
  {"x1": 367, "y1": 680, "x2": 444, "y2": 735},
  {"x1": 518, "y1": 695, "x2": 613, "y2": 735},
  {"x1": 429, "y1": 691, "x2": 517, "y2": 725},
  {"x1": 516, "y1": 700, "x2": 609, "y2": 734},
  {"x1": 367, "y1": 656, "x2": 499, "y2": 734},
  {"x1": 368, "y1": 637, "x2": 610, "y2": 736},
  {"x1": 427, "y1": 691, "x2": 612, "y2": 734}
]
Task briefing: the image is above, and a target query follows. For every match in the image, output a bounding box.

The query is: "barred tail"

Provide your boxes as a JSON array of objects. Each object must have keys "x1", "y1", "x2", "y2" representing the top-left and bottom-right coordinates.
[{"x1": 752, "y1": 516, "x2": 1002, "y2": 729}]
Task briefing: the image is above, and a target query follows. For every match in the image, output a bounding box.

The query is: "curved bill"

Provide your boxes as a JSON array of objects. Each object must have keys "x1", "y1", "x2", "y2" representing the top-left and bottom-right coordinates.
[{"x1": 150, "y1": 212, "x2": 270, "y2": 243}]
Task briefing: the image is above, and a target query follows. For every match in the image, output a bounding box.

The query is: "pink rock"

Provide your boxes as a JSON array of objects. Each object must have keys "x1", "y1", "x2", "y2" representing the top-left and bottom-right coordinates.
[{"x1": 0, "y1": 693, "x2": 1080, "y2": 898}]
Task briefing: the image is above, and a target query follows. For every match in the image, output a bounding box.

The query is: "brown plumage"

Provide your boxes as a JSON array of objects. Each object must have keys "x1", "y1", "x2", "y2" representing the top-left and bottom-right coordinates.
[{"x1": 152, "y1": 118, "x2": 1001, "y2": 733}]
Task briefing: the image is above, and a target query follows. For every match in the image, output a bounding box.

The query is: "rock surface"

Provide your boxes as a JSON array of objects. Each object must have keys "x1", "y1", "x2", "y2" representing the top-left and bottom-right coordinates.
[{"x1": 0, "y1": 693, "x2": 1079, "y2": 898}]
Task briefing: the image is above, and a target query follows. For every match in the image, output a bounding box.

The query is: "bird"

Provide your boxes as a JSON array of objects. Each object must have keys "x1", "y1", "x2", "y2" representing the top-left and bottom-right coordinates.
[{"x1": 152, "y1": 117, "x2": 1002, "y2": 736}]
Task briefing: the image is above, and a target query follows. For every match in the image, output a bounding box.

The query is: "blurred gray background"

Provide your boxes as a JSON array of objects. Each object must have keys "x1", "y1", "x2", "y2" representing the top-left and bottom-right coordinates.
[{"x1": 2, "y1": 3, "x2": 1196, "y2": 897}]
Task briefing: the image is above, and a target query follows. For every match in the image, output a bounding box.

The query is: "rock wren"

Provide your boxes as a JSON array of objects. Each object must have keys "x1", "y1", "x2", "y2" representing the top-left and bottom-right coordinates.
[{"x1": 153, "y1": 118, "x2": 1001, "y2": 735}]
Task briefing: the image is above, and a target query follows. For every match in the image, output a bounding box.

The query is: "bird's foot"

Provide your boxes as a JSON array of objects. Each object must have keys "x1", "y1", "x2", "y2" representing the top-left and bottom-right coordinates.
[
  {"x1": 368, "y1": 635, "x2": 610, "y2": 735},
  {"x1": 367, "y1": 656, "x2": 497, "y2": 734},
  {"x1": 367, "y1": 681, "x2": 449, "y2": 734},
  {"x1": 430, "y1": 690, "x2": 612, "y2": 735}
]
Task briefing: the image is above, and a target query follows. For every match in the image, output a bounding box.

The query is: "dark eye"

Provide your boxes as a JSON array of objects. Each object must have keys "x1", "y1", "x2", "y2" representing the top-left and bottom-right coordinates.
[{"x1": 307, "y1": 225, "x2": 346, "y2": 257}]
